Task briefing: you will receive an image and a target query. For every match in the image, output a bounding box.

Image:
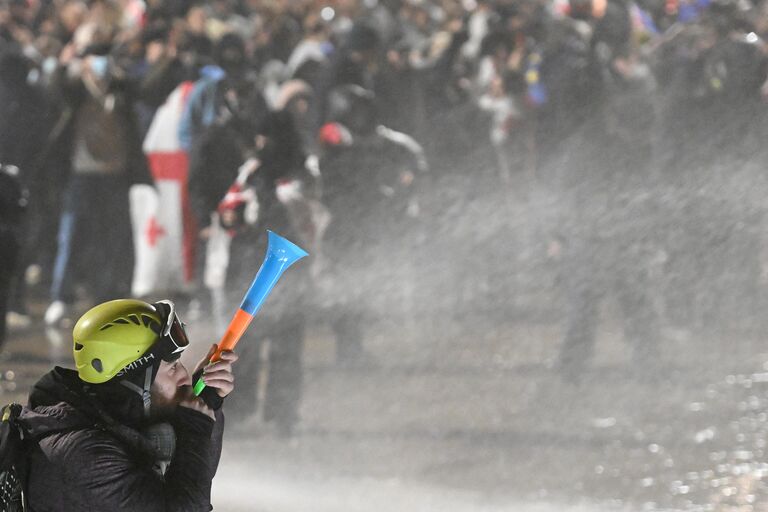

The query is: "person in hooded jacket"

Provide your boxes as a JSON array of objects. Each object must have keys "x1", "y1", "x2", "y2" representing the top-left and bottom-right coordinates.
[
  {"x1": 318, "y1": 84, "x2": 427, "y2": 364},
  {"x1": 19, "y1": 298, "x2": 238, "y2": 511},
  {"x1": 178, "y1": 32, "x2": 266, "y2": 152},
  {"x1": 552, "y1": 0, "x2": 663, "y2": 380},
  {"x1": 310, "y1": 21, "x2": 382, "y2": 135},
  {"x1": 195, "y1": 109, "x2": 314, "y2": 435},
  {"x1": 236, "y1": 111, "x2": 312, "y2": 435}
]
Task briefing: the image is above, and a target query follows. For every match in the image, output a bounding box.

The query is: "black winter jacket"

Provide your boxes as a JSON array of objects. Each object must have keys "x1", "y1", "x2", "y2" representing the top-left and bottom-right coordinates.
[{"x1": 18, "y1": 367, "x2": 224, "y2": 512}]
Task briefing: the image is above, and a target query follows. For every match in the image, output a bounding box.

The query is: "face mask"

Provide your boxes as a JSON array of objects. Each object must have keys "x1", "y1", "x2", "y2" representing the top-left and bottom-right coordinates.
[{"x1": 89, "y1": 56, "x2": 109, "y2": 78}]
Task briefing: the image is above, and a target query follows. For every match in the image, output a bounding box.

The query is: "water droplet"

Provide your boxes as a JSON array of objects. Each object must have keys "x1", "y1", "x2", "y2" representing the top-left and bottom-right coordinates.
[
  {"x1": 320, "y1": 6, "x2": 335, "y2": 21},
  {"x1": 695, "y1": 428, "x2": 716, "y2": 443},
  {"x1": 710, "y1": 451, "x2": 727, "y2": 462},
  {"x1": 593, "y1": 417, "x2": 617, "y2": 428}
]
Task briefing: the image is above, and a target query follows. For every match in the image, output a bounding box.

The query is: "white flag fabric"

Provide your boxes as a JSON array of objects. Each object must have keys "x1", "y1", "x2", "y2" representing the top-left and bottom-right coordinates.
[{"x1": 131, "y1": 81, "x2": 197, "y2": 297}]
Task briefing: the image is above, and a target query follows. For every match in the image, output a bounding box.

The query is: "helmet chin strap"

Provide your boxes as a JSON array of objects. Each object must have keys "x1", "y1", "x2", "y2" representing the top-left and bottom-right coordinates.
[{"x1": 119, "y1": 367, "x2": 153, "y2": 418}]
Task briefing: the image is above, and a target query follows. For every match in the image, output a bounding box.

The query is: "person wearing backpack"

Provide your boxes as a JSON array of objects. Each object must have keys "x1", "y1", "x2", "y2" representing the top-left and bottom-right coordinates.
[{"x1": 15, "y1": 298, "x2": 238, "y2": 511}]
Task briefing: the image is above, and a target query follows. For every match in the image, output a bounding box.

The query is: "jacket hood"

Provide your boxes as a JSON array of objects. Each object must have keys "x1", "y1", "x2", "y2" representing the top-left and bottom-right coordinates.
[
  {"x1": 27, "y1": 367, "x2": 80, "y2": 408},
  {"x1": 20, "y1": 367, "x2": 96, "y2": 439},
  {"x1": 26, "y1": 366, "x2": 146, "y2": 426},
  {"x1": 19, "y1": 367, "x2": 160, "y2": 462}
]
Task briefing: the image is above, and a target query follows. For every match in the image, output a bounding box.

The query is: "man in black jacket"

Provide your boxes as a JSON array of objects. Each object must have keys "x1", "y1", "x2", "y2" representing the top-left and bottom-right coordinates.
[
  {"x1": 318, "y1": 85, "x2": 427, "y2": 365},
  {"x1": 19, "y1": 298, "x2": 237, "y2": 511}
]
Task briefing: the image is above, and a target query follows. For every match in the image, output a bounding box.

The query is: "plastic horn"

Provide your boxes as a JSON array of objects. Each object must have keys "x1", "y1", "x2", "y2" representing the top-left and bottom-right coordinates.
[{"x1": 193, "y1": 230, "x2": 308, "y2": 396}]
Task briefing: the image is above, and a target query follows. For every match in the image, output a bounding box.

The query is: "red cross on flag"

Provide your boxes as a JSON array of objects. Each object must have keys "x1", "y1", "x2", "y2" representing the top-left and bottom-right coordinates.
[{"x1": 145, "y1": 216, "x2": 166, "y2": 247}]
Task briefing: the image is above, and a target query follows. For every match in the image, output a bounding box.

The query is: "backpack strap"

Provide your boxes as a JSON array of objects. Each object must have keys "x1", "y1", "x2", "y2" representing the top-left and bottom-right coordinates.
[
  {"x1": 0, "y1": 404, "x2": 25, "y2": 471},
  {"x1": 0, "y1": 403, "x2": 28, "y2": 512}
]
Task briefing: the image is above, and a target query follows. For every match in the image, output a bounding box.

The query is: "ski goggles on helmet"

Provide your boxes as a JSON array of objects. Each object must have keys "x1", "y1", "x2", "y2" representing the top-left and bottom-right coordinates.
[{"x1": 152, "y1": 300, "x2": 190, "y2": 361}]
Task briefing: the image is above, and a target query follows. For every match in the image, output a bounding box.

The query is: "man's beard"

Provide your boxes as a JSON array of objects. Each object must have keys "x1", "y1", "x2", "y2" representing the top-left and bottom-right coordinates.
[{"x1": 149, "y1": 385, "x2": 193, "y2": 421}]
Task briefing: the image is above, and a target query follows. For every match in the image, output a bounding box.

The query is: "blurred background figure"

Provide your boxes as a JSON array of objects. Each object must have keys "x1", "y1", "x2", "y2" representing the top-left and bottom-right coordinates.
[
  {"x1": 0, "y1": 164, "x2": 27, "y2": 353},
  {"x1": 318, "y1": 84, "x2": 426, "y2": 365},
  {"x1": 552, "y1": 0, "x2": 663, "y2": 380},
  {"x1": 44, "y1": 18, "x2": 151, "y2": 326},
  {"x1": 179, "y1": 32, "x2": 263, "y2": 151},
  {"x1": 221, "y1": 110, "x2": 314, "y2": 436},
  {"x1": 0, "y1": 49, "x2": 48, "y2": 329},
  {"x1": 3, "y1": 0, "x2": 768, "y2": 508}
]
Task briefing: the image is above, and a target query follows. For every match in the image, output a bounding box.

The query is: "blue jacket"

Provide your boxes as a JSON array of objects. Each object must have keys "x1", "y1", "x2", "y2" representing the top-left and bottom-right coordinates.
[{"x1": 178, "y1": 65, "x2": 226, "y2": 152}]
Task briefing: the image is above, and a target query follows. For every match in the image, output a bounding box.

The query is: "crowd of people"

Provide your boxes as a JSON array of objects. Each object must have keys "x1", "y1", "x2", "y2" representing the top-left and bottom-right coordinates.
[{"x1": 1, "y1": 0, "x2": 768, "y2": 430}]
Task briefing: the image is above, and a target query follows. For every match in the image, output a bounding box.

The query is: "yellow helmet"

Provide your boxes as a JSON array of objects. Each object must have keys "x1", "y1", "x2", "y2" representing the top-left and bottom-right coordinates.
[{"x1": 72, "y1": 299, "x2": 163, "y2": 384}]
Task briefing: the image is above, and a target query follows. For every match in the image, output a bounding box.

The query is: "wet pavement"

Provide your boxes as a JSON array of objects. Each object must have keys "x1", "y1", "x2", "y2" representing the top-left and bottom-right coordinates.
[{"x1": 4, "y1": 309, "x2": 768, "y2": 512}]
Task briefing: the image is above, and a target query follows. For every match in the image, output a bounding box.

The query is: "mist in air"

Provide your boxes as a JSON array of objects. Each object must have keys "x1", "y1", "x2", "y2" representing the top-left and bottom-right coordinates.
[{"x1": 3, "y1": 0, "x2": 768, "y2": 510}]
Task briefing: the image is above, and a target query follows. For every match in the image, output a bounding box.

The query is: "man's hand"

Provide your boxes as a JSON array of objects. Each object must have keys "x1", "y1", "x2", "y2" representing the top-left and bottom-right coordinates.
[
  {"x1": 178, "y1": 391, "x2": 215, "y2": 420},
  {"x1": 194, "y1": 344, "x2": 238, "y2": 398}
]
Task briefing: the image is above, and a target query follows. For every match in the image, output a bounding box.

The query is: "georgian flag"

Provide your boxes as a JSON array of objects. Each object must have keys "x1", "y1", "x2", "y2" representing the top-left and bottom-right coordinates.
[{"x1": 130, "y1": 81, "x2": 196, "y2": 297}]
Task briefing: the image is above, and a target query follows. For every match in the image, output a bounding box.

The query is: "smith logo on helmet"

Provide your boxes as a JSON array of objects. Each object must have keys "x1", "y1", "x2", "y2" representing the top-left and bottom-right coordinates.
[{"x1": 116, "y1": 353, "x2": 155, "y2": 377}]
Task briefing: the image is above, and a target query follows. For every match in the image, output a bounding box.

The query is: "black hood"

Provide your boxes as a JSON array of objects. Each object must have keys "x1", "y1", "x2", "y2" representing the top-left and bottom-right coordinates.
[
  {"x1": 19, "y1": 368, "x2": 94, "y2": 440},
  {"x1": 27, "y1": 367, "x2": 148, "y2": 427},
  {"x1": 20, "y1": 367, "x2": 160, "y2": 462}
]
